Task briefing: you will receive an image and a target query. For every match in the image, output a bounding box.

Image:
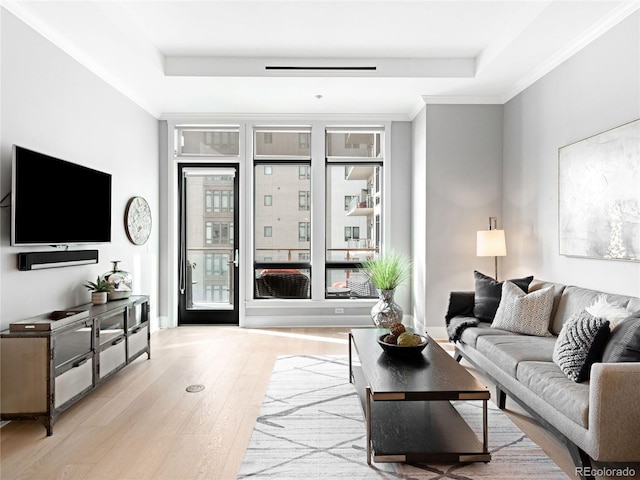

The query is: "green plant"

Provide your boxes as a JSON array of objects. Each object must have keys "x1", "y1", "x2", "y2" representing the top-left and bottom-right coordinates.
[
  {"x1": 84, "y1": 276, "x2": 112, "y2": 293},
  {"x1": 361, "y1": 251, "x2": 412, "y2": 291}
]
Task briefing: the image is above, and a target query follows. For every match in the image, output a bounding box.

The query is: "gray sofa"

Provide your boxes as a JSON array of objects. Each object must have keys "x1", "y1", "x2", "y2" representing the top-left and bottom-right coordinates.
[{"x1": 445, "y1": 279, "x2": 640, "y2": 479}]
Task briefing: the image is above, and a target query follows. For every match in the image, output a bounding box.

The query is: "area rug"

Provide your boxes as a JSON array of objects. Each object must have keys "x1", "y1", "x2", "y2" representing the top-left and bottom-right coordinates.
[{"x1": 238, "y1": 355, "x2": 568, "y2": 479}]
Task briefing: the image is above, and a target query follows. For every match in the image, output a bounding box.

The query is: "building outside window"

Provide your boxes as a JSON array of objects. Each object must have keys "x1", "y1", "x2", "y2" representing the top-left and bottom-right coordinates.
[{"x1": 254, "y1": 127, "x2": 312, "y2": 298}]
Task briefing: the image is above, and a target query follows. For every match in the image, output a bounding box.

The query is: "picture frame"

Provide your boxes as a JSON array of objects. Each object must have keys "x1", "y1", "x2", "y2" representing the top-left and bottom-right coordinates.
[{"x1": 558, "y1": 119, "x2": 640, "y2": 262}]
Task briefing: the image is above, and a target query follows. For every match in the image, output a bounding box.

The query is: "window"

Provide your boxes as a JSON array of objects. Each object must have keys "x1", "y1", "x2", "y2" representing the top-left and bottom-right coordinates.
[
  {"x1": 344, "y1": 226, "x2": 360, "y2": 242},
  {"x1": 254, "y1": 127, "x2": 311, "y2": 299},
  {"x1": 299, "y1": 222, "x2": 311, "y2": 242},
  {"x1": 326, "y1": 129, "x2": 381, "y2": 159},
  {"x1": 325, "y1": 127, "x2": 383, "y2": 298},
  {"x1": 255, "y1": 129, "x2": 311, "y2": 158},
  {"x1": 298, "y1": 191, "x2": 310, "y2": 211},
  {"x1": 176, "y1": 127, "x2": 240, "y2": 156},
  {"x1": 205, "y1": 191, "x2": 213, "y2": 213},
  {"x1": 299, "y1": 165, "x2": 310, "y2": 180},
  {"x1": 205, "y1": 222, "x2": 213, "y2": 245}
]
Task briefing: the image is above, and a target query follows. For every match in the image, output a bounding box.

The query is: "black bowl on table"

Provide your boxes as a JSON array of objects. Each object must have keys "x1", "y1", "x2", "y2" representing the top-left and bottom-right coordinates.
[{"x1": 377, "y1": 334, "x2": 429, "y2": 357}]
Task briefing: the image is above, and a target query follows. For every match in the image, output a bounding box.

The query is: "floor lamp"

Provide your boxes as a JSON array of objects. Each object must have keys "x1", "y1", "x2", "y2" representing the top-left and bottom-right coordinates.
[{"x1": 477, "y1": 217, "x2": 507, "y2": 281}]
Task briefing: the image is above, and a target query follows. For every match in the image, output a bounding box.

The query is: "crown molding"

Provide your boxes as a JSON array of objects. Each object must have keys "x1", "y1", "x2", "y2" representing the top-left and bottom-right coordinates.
[
  {"x1": 501, "y1": 1, "x2": 640, "y2": 104},
  {"x1": 421, "y1": 95, "x2": 504, "y2": 105}
]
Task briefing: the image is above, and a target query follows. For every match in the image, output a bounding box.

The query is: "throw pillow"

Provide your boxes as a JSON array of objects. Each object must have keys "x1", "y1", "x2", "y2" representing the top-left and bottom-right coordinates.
[
  {"x1": 601, "y1": 310, "x2": 640, "y2": 363},
  {"x1": 553, "y1": 310, "x2": 610, "y2": 383},
  {"x1": 491, "y1": 281, "x2": 554, "y2": 336},
  {"x1": 473, "y1": 271, "x2": 534, "y2": 321},
  {"x1": 585, "y1": 295, "x2": 630, "y2": 329}
]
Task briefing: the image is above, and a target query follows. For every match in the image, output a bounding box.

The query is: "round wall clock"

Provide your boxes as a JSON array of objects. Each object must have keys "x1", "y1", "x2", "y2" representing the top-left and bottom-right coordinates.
[{"x1": 125, "y1": 196, "x2": 152, "y2": 245}]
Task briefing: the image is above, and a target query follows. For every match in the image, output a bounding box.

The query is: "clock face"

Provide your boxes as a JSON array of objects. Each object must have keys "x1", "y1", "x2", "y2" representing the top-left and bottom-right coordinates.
[{"x1": 125, "y1": 196, "x2": 152, "y2": 245}]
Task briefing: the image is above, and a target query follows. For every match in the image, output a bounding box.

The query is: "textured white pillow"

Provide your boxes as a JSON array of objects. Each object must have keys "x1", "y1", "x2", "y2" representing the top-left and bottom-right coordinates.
[
  {"x1": 491, "y1": 281, "x2": 554, "y2": 336},
  {"x1": 585, "y1": 295, "x2": 629, "y2": 329}
]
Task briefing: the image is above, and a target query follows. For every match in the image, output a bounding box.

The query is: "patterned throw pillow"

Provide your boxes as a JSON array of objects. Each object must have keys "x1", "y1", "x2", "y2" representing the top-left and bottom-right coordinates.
[
  {"x1": 491, "y1": 281, "x2": 554, "y2": 336},
  {"x1": 553, "y1": 310, "x2": 610, "y2": 383},
  {"x1": 473, "y1": 271, "x2": 534, "y2": 322}
]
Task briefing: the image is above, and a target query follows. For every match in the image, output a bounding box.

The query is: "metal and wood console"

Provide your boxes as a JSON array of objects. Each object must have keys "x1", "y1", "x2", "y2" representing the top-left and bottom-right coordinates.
[{"x1": 0, "y1": 296, "x2": 150, "y2": 435}]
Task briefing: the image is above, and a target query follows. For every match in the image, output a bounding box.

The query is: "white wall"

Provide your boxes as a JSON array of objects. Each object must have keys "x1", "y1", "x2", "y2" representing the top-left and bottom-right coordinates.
[
  {"x1": 411, "y1": 108, "x2": 427, "y2": 325},
  {"x1": 0, "y1": 9, "x2": 160, "y2": 331},
  {"x1": 420, "y1": 105, "x2": 504, "y2": 335},
  {"x1": 503, "y1": 12, "x2": 640, "y2": 296}
]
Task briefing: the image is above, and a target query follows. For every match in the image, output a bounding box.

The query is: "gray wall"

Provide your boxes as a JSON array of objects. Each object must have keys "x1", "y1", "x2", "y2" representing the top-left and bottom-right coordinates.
[
  {"x1": 503, "y1": 11, "x2": 640, "y2": 295},
  {"x1": 0, "y1": 9, "x2": 160, "y2": 331},
  {"x1": 418, "y1": 105, "x2": 503, "y2": 333},
  {"x1": 389, "y1": 121, "x2": 413, "y2": 317}
]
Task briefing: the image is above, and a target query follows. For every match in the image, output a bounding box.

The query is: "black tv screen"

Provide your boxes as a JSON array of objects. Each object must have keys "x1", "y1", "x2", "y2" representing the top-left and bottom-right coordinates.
[{"x1": 11, "y1": 145, "x2": 112, "y2": 246}]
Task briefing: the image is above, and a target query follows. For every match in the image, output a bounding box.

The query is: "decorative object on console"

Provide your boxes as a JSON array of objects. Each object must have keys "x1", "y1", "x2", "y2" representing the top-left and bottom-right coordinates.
[
  {"x1": 491, "y1": 281, "x2": 554, "y2": 336},
  {"x1": 473, "y1": 270, "x2": 533, "y2": 322},
  {"x1": 361, "y1": 251, "x2": 411, "y2": 328},
  {"x1": 84, "y1": 276, "x2": 112, "y2": 305},
  {"x1": 552, "y1": 310, "x2": 610, "y2": 382},
  {"x1": 477, "y1": 216, "x2": 506, "y2": 280},
  {"x1": 124, "y1": 196, "x2": 152, "y2": 245},
  {"x1": 101, "y1": 260, "x2": 133, "y2": 300},
  {"x1": 559, "y1": 119, "x2": 640, "y2": 262}
]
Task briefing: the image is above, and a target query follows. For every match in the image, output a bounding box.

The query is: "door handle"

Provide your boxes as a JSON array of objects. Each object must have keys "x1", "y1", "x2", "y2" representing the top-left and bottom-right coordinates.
[{"x1": 234, "y1": 249, "x2": 239, "y2": 268}]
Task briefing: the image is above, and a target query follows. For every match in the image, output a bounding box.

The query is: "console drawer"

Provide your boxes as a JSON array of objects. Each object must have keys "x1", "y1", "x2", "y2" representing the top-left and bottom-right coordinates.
[
  {"x1": 128, "y1": 325, "x2": 148, "y2": 360},
  {"x1": 99, "y1": 337, "x2": 126, "y2": 379},
  {"x1": 55, "y1": 357, "x2": 93, "y2": 408}
]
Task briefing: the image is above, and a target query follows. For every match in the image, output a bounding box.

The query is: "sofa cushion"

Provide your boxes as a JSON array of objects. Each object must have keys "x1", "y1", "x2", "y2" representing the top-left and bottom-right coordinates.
[
  {"x1": 473, "y1": 271, "x2": 533, "y2": 322},
  {"x1": 517, "y1": 361, "x2": 590, "y2": 428},
  {"x1": 601, "y1": 310, "x2": 640, "y2": 363},
  {"x1": 551, "y1": 286, "x2": 631, "y2": 335},
  {"x1": 552, "y1": 310, "x2": 610, "y2": 383},
  {"x1": 491, "y1": 282, "x2": 554, "y2": 336},
  {"x1": 459, "y1": 322, "x2": 514, "y2": 348},
  {"x1": 475, "y1": 335, "x2": 556, "y2": 377}
]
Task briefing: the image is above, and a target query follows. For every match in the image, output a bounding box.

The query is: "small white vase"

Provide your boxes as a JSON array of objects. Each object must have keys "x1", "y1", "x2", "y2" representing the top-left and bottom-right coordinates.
[{"x1": 91, "y1": 292, "x2": 108, "y2": 305}]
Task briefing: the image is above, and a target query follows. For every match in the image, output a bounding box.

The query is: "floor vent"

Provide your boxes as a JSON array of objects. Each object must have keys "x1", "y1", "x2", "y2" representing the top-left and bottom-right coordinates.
[{"x1": 186, "y1": 384, "x2": 205, "y2": 393}]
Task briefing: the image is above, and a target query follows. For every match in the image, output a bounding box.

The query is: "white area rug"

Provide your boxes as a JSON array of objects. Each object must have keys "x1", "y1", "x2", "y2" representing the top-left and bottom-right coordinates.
[{"x1": 238, "y1": 355, "x2": 568, "y2": 479}]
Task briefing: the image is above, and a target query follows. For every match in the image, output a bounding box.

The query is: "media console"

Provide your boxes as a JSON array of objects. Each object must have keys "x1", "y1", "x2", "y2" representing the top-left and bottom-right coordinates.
[{"x1": 0, "y1": 296, "x2": 150, "y2": 435}]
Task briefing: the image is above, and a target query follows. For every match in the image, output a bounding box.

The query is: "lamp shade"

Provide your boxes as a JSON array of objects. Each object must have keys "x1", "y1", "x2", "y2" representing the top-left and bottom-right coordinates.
[{"x1": 477, "y1": 229, "x2": 506, "y2": 257}]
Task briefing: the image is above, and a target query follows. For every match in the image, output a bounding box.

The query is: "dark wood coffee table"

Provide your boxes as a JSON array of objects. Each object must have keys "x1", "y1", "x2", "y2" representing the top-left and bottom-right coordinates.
[{"x1": 349, "y1": 328, "x2": 491, "y2": 465}]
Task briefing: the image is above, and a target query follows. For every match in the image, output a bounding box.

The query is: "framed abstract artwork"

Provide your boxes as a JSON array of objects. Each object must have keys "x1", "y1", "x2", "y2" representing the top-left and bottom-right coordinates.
[{"x1": 558, "y1": 119, "x2": 640, "y2": 262}]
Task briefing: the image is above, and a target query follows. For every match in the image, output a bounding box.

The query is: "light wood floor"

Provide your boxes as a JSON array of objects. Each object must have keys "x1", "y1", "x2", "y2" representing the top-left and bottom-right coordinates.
[{"x1": 0, "y1": 327, "x2": 577, "y2": 480}]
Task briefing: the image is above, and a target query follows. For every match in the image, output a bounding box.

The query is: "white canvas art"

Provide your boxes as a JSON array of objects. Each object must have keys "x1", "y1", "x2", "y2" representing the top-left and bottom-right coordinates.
[{"x1": 559, "y1": 119, "x2": 640, "y2": 262}]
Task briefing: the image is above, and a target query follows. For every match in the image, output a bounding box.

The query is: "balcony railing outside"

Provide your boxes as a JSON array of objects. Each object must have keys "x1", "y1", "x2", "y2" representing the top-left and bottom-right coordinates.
[{"x1": 347, "y1": 194, "x2": 373, "y2": 213}]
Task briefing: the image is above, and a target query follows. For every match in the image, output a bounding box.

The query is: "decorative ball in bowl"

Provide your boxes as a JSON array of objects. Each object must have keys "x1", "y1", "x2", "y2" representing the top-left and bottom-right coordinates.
[{"x1": 377, "y1": 333, "x2": 429, "y2": 357}]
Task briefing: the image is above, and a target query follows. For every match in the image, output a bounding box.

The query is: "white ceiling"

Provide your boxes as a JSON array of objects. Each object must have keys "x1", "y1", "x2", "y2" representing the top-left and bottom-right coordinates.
[{"x1": 4, "y1": 1, "x2": 639, "y2": 119}]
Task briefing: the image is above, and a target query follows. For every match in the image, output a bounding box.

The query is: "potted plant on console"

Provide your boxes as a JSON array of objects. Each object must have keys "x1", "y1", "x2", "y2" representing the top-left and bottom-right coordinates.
[
  {"x1": 84, "y1": 277, "x2": 112, "y2": 305},
  {"x1": 362, "y1": 251, "x2": 412, "y2": 328}
]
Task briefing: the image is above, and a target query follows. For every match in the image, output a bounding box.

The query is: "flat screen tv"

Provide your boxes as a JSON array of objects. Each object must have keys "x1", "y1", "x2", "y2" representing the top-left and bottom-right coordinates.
[{"x1": 11, "y1": 145, "x2": 112, "y2": 246}]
